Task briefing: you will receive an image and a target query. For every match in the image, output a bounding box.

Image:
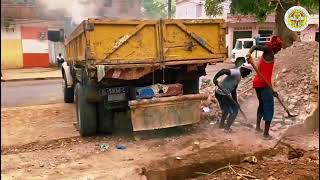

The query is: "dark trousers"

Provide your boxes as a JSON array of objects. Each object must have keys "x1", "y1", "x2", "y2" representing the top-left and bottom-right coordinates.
[
  {"x1": 215, "y1": 92, "x2": 239, "y2": 129},
  {"x1": 255, "y1": 88, "x2": 274, "y2": 122}
]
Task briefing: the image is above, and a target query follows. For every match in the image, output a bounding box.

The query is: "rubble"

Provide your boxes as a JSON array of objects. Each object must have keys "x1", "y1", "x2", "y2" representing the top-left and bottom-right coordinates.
[
  {"x1": 273, "y1": 42, "x2": 319, "y2": 116},
  {"x1": 199, "y1": 42, "x2": 319, "y2": 130}
]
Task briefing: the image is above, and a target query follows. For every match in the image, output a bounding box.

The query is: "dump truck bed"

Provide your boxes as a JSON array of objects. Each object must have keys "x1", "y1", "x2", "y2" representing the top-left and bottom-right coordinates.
[
  {"x1": 65, "y1": 19, "x2": 227, "y2": 66},
  {"x1": 64, "y1": 19, "x2": 228, "y2": 133}
]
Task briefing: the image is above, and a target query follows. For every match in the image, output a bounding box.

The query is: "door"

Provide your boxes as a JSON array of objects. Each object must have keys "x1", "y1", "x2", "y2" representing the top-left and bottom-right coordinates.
[{"x1": 48, "y1": 41, "x2": 65, "y2": 65}]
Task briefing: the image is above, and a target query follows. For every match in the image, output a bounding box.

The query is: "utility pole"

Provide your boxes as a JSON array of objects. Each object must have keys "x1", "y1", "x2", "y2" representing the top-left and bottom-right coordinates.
[{"x1": 168, "y1": 0, "x2": 172, "y2": 19}]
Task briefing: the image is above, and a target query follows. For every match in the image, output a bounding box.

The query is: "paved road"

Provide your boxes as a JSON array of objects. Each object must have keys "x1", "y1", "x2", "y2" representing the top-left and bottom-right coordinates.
[
  {"x1": 1, "y1": 79, "x2": 64, "y2": 108},
  {"x1": 1, "y1": 63, "x2": 234, "y2": 108}
]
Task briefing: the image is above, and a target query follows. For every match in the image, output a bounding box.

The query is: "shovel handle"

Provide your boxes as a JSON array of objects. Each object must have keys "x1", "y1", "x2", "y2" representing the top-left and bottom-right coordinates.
[
  {"x1": 247, "y1": 57, "x2": 297, "y2": 117},
  {"x1": 215, "y1": 83, "x2": 248, "y2": 120}
]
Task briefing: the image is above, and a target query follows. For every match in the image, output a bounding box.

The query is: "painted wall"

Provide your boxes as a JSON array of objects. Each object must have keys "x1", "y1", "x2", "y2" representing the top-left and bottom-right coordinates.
[
  {"x1": 176, "y1": 1, "x2": 198, "y2": 19},
  {"x1": 22, "y1": 39, "x2": 49, "y2": 53},
  {"x1": 301, "y1": 25, "x2": 318, "y2": 42},
  {"x1": 1, "y1": 39, "x2": 23, "y2": 69},
  {"x1": 176, "y1": 0, "x2": 230, "y2": 19},
  {"x1": 1, "y1": 25, "x2": 21, "y2": 40},
  {"x1": 21, "y1": 26, "x2": 49, "y2": 68},
  {"x1": 1, "y1": 25, "x2": 23, "y2": 69}
]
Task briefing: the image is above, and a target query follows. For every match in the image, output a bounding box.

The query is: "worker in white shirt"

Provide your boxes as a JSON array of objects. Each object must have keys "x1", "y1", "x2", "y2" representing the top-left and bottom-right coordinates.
[{"x1": 57, "y1": 53, "x2": 65, "y2": 68}]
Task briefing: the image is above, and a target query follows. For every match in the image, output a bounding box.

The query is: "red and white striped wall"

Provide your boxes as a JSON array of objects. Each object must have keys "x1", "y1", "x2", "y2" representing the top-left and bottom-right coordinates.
[{"x1": 21, "y1": 26, "x2": 49, "y2": 68}]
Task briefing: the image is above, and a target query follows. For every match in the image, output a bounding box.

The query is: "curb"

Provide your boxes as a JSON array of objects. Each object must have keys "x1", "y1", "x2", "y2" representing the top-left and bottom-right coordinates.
[{"x1": 1, "y1": 77, "x2": 62, "y2": 82}]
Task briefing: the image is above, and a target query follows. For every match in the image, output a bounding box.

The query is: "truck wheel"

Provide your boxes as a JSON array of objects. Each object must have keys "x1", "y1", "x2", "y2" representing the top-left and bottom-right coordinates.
[
  {"x1": 98, "y1": 103, "x2": 114, "y2": 134},
  {"x1": 75, "y1": 83, "x2": 97, "y2": 136},
  {"x1": 235, "y1": 58, "x2": 245, "y2": 67},
  {"x1": 64, "y1": 79, "x2": 74, "y2": 103},
  {"x1": 183, "y1": 77, "x2": 199, "y2": 94}
]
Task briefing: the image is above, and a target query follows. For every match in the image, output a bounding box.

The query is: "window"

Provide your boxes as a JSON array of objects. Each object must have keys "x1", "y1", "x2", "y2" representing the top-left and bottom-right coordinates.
[
  {"x1": 196, "y1": 4, "x2": 202, "y2": 17},
  {"x1": 258, "y1": 30, "x2": 273, "y2": 37},
  {"x1": 48, "y1": 30, "x2": 64, "y2": 42},
  {"x1": 235, "y1": 41, "x2": 242, "y2": 50},
  {"x1": 243, "y1": 41, "x2": 253, "y2": 49},
  {"x1": 316, "y1": 32, "x2": 319, "y2": 42},
  {"x1": 104, "y1": 0, "x2": 112, "y2": 7}
]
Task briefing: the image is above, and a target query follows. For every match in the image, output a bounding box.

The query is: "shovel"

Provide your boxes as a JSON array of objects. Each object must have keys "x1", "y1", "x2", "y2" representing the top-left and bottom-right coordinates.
[
  {"x1": 246, "y1": 57, "x2": 298, "y2": 118},
  {"x1": 215, "y1": 83, "x2": 254, "y2": 128}
]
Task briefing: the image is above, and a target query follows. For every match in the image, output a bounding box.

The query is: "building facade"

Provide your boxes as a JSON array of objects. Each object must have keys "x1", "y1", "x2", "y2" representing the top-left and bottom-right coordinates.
[
  {"x1": 1, "y1": 0, "x2": 64, "y2": 69},
  {"x1": 1, "y1": 0, "x2": 143, "y2": 69},
  {"x1": 226, "y1": 15, "x2": 275, "y2": 57},
  {"x1": 175, "y1": 0, "x2": 319, "y2": 58},
  {"x1": 176, "y1": 0, "x2": 231, "y2": 19}
]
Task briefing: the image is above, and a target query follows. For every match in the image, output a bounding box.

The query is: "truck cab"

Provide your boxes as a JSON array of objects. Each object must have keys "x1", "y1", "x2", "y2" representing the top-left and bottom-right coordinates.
[{"x1": 231, "y1": 36, "x2": 271, "y2": 67}]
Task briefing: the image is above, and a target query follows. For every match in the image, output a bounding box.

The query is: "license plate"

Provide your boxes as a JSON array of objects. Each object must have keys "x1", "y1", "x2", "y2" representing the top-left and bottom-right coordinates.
[
  {"x1": 108, "y1": 93, "x2": 127, "y2": 102},
  {"x1": 100, "y1": 87, "x2": 128, "y2": 96}
]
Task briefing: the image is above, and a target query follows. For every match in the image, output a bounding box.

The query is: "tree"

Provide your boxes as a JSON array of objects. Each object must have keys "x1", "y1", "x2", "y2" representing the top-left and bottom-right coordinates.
[
  {"x1": 205, "y1": 0, "x2": 319, "y2": 47},
  {"x1": 142, "y1": 0, "x2": 176, "y2": 19}
]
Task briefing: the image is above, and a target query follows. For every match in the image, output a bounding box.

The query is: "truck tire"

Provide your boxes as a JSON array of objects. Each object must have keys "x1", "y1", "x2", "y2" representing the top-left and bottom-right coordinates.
[
  {"x1": 98, "y1": 102, "x2": 114, "y2": 134},
  {"x1": 183, "y1": 77, "x2": 199, "y2": 94},
  {"x1": 235, "y1": 58, "x2": 245, "y2": 67},
  {"x1": 64, "y1": 79, "x2": 74, "y2": 103},
  {"x1": 75, "y1": 83, "x2": 97, "y2": 136}
]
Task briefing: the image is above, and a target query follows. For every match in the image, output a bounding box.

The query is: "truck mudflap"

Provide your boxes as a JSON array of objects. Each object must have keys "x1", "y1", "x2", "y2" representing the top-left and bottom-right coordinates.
[{"x1": 128, "y1": 94, "x2": 208, "y2": 131}]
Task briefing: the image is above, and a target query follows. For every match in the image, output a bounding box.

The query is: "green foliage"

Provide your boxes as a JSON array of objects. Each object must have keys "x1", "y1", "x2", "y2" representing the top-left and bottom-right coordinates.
[
  {"x1": 10, "y1": 0, "x2": 25, "y2": 4},
  {"x1": 300, "y1": 0, "x2": 319, "y2": 14},
  {"x1": 205, "y1": 0, "x2": 319, "y2": 21},
  {"x1": 142, "y1": 0, "x2": 176, "y2": 19},
  {"x1": 204, "y1": 0, "x2": 225, "y2": 17},
  {"x1": 230, "y1": 0, "x2": 274, "y2": 22}
]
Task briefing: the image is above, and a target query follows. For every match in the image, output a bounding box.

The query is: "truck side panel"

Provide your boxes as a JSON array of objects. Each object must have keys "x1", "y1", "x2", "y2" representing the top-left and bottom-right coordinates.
[
  {"x1": 163, "y1": 20, "x2": 227, "y2": 61},
  {"x1": 88, "y1": 21, "x2": 159, "y2": 63},
  {"x1": 64, "y1": 19, "x2": 228, "y2": 65}
]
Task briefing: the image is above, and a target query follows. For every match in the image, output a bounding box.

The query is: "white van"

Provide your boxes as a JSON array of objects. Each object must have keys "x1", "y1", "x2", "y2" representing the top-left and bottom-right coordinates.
[{"x1": 231, "y1": 36, "x2": 271, "y2": 67}]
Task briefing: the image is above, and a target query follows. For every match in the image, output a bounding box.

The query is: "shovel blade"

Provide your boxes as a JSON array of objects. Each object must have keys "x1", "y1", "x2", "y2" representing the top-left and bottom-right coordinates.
[{"x1": 129, "y1": 94, "x2": 207, "y2": 131}]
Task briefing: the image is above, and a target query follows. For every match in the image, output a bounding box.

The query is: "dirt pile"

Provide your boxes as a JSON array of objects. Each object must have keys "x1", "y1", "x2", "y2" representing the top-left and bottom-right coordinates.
[
  {"x1": 194, "y1": 133, "x2": 319, "y2": 180},
  {"x1": 199, "y1": 41, "x2": 319, "y2": 128},
  {"x1": 273, "y1": 41, "x2": 319, "y2": 116}
]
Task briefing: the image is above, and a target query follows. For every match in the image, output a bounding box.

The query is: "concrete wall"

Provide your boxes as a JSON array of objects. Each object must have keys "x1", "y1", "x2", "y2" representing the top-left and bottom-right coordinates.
[
  {"x1": 48, "y1": 41, "x2": 65, "y2": 65},
  {"x1": 1, "y1": 39, "x2": 23, "y2": 69},
  {"x1": 176, "y1": 0, "x2": 230, "y2": 19},
  {"x1": 226, "y1": 16, "x2": 275, "y2": 57},
  {"x1": 21, "y1": 26, "x2": 49, "y2": 68},
  {"x1": 1, "y1": 25, "x2": 23, "y2": 69},
  {"x1": 176, "y1": 1, "x2": 196, "y2": 19}
]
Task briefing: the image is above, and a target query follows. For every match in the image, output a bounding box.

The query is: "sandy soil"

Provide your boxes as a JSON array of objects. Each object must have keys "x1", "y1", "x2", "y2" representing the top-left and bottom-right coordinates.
[
  {"x1": 1, "y1": 103, "x2": 77, "y2": 148},
  {"x1": 196, "y1": 133, "x2": 319, "y2": 180},
  {"x1": 2, "y1": 102, "x2": 286, "y2": 180},
  {"x1": 1, "y1": 42, "x2": 319, "y2": 179}
]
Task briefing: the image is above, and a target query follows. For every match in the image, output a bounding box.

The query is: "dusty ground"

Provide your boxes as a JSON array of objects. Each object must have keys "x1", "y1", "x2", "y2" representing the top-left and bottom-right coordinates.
[
  {"x1": 1, "y1": 101, "x2": 318, "y2": 180},
  {"x1": 1, "y1": 43, "x2": 319, "y2": 179},
  {"x1": 1, "y1": 103, "x2": 282, "y2": 180},
  {"x1": 194, "y1": 133, "x2": 319, "y2": 180}
]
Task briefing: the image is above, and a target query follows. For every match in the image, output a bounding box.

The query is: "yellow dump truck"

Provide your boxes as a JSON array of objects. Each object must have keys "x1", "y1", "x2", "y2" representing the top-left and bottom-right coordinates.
[{"x1": 62, "y1": 18, "x2": 227, "y2": 136}]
